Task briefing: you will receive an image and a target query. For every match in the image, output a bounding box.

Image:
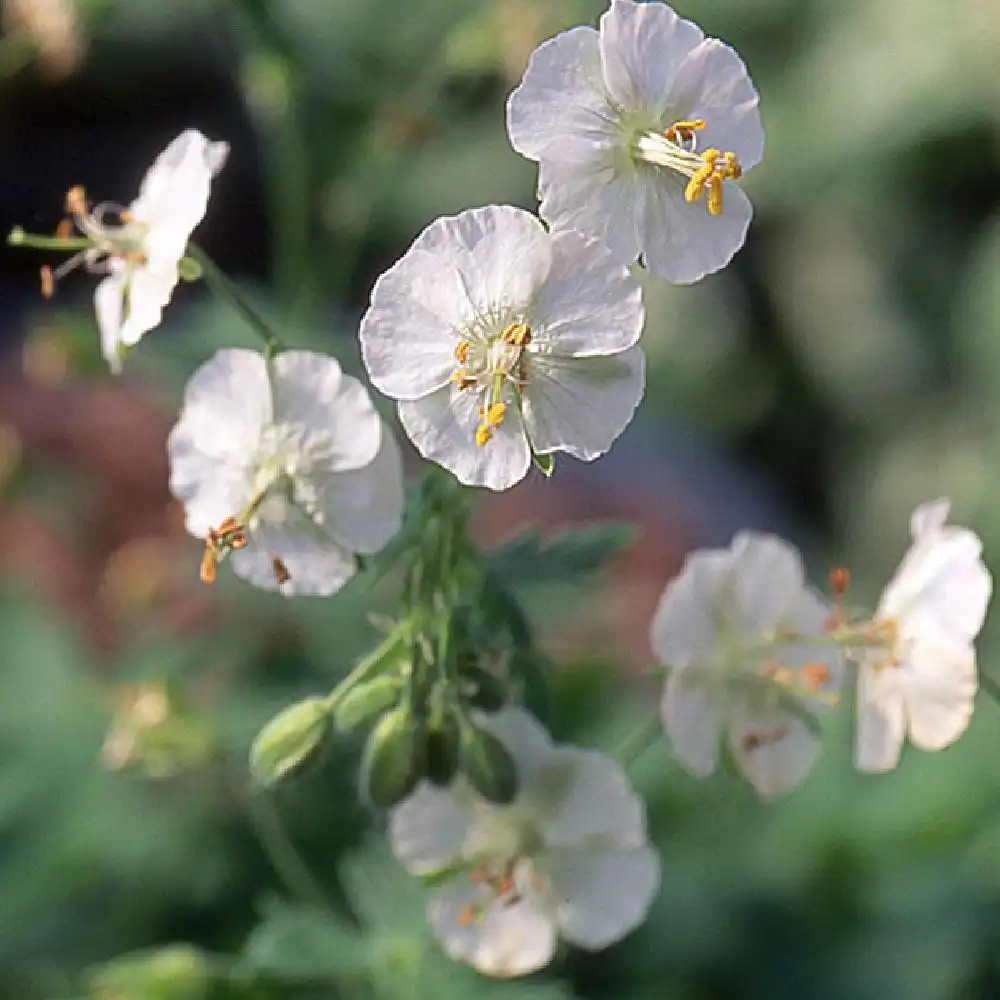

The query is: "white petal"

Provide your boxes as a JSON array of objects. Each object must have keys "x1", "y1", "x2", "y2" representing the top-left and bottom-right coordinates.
[
  {"x1": 727, "y1": 699, "x2": 819, "y2": 799},
  {"x1": 167, "y1": 437, "x2": 252, "y2": 539},
  {"x1": 729, "y1": 532, "x2": 807, "y2": 632},
  {"x1": 537, "y1": 157, "x2": 642, "y2": 266},
  {"x1": 506, "y1": 26, "x2": 614, "y2": 168},
  {"x1": 910, "y1": 499, "x2": 951, "y2": 539},
  {"x1": 117, "y1": 264, "x2": 178, "y2": 348},
  {"x1": 854, "y1": 663, "x2": 906, "y2": 773},
  {"x1": 521, "y1": 347, "x2": 644, "y2": 461},
  {"x1": 429, "y1": 879, "x2": 558, "y2": 978},
  {"x1": 531, "y1": 229, "x2": 644, "y2": 357},
  {"x1": 650, "y1": 548, "x2": 735, "y2": 667},
  {"x1": 899, "y1": 642, "x2": 977, "y2": 752},
  {"x1": 599, "y1": 0, "x2": 704, "y2": 112},
  {"x1": 549, "y1": 846, "x2": 660, "y2": 950},
  {"x1": 131, "y1": 129, "x2": 228, "y2": 268},
  {"x1": 660, "y1": 665, "x2": 722, "y2": 777},
  {"x1": 359, "y1": 248, "x2": 474, "y2": 400},
  {"x1": 638, "y1": 172, "x2": 753, "y2": 284},
  {"x1": 541, "y1": 748, "x2": 648, "y2": 849},
  {"x1": 389, "y1": 783, "x2": 472, "y2": 874},
  {"x1": 411, "y1": 205, "x2": 552, "y2": 315},
  {"x1": 398, "y1": 386, "x2": 531, "y2": 491},
  {"x1": 94, "y1": 266, "x2": 126, "y2": 373},
  {"x1": 666, "y1": 38, "x2": 764, "y2": 169},
  {"x1": 310, "y1": 422, "x2": 404, "y2": 554},
  {"x1": 231, "y1": 501, "x2": 355, "y2": 596},
  {"x1": 270, "y1": 352, "x2": 381, "y2": 471},
  {"x1": 479, "y1": 706, "x2": 556, "y2": 778}
]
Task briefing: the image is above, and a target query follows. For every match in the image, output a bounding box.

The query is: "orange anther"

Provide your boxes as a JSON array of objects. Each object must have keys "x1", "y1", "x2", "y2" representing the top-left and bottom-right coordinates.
[
  {"x1": 458, "y1": 904, "x2": 478, "y2": 927},
  {"x1": 455, "y1": 340, "x2": 470, "y2": 364},
  {"x1": 200, "y1": 547, "x2": 218, "y2": 584},
  {"x1": 65, "y1": 185, "x2": 87, "y2": 216},
  {"x1": 801, "y1": 662, "x2": 832, "y2": 690},
  {"x1": 830, "y1": 566, "x2": 851, "y2": 598},
  {"x1": 54, "y1": 219, "x2": 74, "y2": 240},
  {"x1": 272, "y1": 557, "x2": 291, "y2": 585},
  {"x1": 39, "y1": 266, "x2": 54, "y2": 299}
]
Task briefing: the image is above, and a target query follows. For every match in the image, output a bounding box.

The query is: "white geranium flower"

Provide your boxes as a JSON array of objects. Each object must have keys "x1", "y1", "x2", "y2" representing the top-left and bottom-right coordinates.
[
  {"x1": 650, "y1": 533, "x2": 843, "y2": 799},
  {"x1": 45, "y1": 129, "x2": 228, "y2": 373},
  {"x1": 359, "y1": 204, "x2": 645, "y2": 491},
  {"x1": 389, "y1": 707, "x2": 660, "y2": 978},
  {"x1": 507, "y1": 0, "x2": 764, "y2": 284},
  {"x1": 854, "y1": 500, "x2": 992, "y2": 773},
  {"x1": 168, "y1": 348, "x2": 404, "y2": 597}
]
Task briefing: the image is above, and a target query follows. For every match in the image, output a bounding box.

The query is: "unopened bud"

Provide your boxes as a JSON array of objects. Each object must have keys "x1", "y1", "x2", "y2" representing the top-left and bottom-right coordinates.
[
  {"x1": 425, "y1": 713, "x2": 461, "y2": 787},
  {"x1": 461, "y1": 721, "x2": 517, "y2": 804},
  {"x1": 250, "y1": 696, "x2": 330, "y2": 785},
  {"x1": 361, "y1": 706, "x2": 425, "y2": 808},
  {"x1": 177, "y1": 256, "x2": 204, "y2": 282},
  {"x1": 85, "y1": 944, "x2": 212, "y2": 1000},
  {"x1": 462, "y1": 665, "x2": 507, "y2": 712},
  {"x1": 333, "y1": 675, "x2": 403, "y2": 733}
]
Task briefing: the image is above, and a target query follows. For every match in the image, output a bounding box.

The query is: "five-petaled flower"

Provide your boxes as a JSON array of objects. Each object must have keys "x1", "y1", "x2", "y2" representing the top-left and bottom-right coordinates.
[
  {"x1": 389, "y1": 707, "x2": 660, "y2": 977},
  {"x1": 359, "y1": 204, "x2": 645, "y2": 491},
  {"x1": 854, "y1": 500, "x2": 992, "y2": 773},
  {"x1": 507, "y1": 0, "x2": 764, "y2": 284},
  {"x1": 168, "y1": 348, "x2": 404, "y2": 596},
  {"x1": 651, "y1": 532, "x2": 843, "y2": 799},
  {"x1": 44, "y1": 129, "x2": 228, "y2": 373}
]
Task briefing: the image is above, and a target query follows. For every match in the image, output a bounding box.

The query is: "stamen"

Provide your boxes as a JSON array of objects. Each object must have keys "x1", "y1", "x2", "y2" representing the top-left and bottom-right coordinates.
[
  {"x1": 458, "y1": 904, "x2": 479, "y2": 927},
  {"x1": 272, "y1": 557, "x2": 291, "y2": 585},
  {"x1": 743, "y1": 727, "x2": 788, "y2": 753},
  {"x1": 664, "y1": 118, "x2": 706, "y2": 144},
  {"x1": 39, "y1": 265, "x2": 55, "y2": 299},
  {"x1": 502, "y1": 323, "x2": 531, "y2": 347},
  {"x1": 54, "y1": 219, "x2": 74, "y2": 240},
  {"x1": 708, "y1": 174, "x2": 725, "y2": 216},
  {"x1": 200, "y1": 547, "x2": 218, "y2": 584},
  {"x1": 486, "y1": 402, "x2": 506, "y2": 428},
  {"x1": 801, "y1": 662, "x2": 832, "y2": 690},
  {"x1": 455, "y1": 340, "x2": 470, "y2": 364},
  {"x1": 65, "y1": 185, "x2": 87, "y2": 217},
  {"x1": 475, "y1": 424, "x2": 494, "y2": 447},
  {"x1": 452, "y1": 371, "x2": 477, "y2": 391}
]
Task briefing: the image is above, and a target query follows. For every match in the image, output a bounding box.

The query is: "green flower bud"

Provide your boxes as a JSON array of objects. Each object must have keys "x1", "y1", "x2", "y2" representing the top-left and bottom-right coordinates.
[
  {"x1": 424, "y1": 713, "x2": 461, "y2": 787},
  {"x1": 333, "y1": 675, "x2": 403, "y2": 733},
  {"x1": 177, "y1": 256, "x2": 203, "y2": 282},
  {"x1": 361, "y1": 706, "x2": 425, "y2": 808},
  {"x1": 85, "y1": 944, "x2": 211, "y2": 1000},
  {"x1": 250, "y1": 696, "x2": 330, "y2": 785},
  {"x1": 460, "y1": 721, "x2": 518, "y2": 804},
  {"x1": 462, "y1": 665, "x2": 507, "y2": 712}
]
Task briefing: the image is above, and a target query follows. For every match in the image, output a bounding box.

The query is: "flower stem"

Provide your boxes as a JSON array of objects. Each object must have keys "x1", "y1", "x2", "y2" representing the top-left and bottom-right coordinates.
[
  {"x1": 324, "y1": 623, "x2": 410, "y2": 714},
  {"x1": 188, "y1": 244, "x2": 283, "y2": 355},
  {"x1": 615, "y1": 713, "x2": 662, "y2": 768},
  {"x1": 7, "y1": 227, "x2": 90, "y2": 252},
  {"x1": 980, "y1": 672, "x2": 1000, "y2": 706},
  {"x1": 245, "y1": 788, "x2": 333, "y2": 912}
]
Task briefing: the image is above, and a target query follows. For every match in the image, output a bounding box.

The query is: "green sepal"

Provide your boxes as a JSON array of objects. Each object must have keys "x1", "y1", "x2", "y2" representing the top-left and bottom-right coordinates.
[
  {"x1": 460, "y1": 720, "x2": 518, "y2": 804},
  {"x1": 333, "y1": 675, "x2": 404, "y2": 733},
  {"x1": 533, "y1": 451, "x2": 556, "y2": 477},
  {"x1": 250, "y1": 696, "x2": 331, "y2": 785},
  {"x1": 361, "y1": 706, "x2": 425, "y2": 808},
  {"x1": 424, "y1": 713, "x2": 462, "y2": 787}
]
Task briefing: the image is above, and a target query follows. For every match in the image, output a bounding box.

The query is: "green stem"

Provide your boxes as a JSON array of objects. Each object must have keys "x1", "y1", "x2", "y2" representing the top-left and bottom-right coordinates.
[
  {"x1": 188, "y1": 244, "x2": 283, "y2": 355},
  {"x1": 324, "y1": 622, "x2": 410, "y2": 713},
  {"x1": 980, "y1": 672, "x2": 1000, "y2": 705},
  {"x1": 7, "y1": 227, "x2": 90, "y2": 252},
  {"x1": 245, "y1": 789, "x2": 334, "y2": 912},
  {"x1": 614, "y1": 714, "x2": 662, "y2": 768}
]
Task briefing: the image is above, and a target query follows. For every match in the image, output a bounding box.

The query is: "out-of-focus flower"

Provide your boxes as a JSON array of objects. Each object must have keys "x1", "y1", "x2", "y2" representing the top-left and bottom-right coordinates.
[
  {"x1": 507, "y1": 0, "x2": 763, "y2": 284},
  {"x1": 39, "y1": 130, "x2": 228, "y2": 372},
  {"x1": 390, "y1": 707, "x2": 660, "y2": 977},
  {"x1": 854, "y1": 500, "x2": 992, "y2": 773},
  {"x1": 651, "y1": 533, "x2": 843, "y2": 799},
  {"x1": 359, "y1": 205, "x2": 645, "y2": 491},
  {"x1": 3, "y1": 0, "x2": 84, "y2": 80},
  {"x1": 168, "y1": 349, "x2": 404, "y2": 596}
]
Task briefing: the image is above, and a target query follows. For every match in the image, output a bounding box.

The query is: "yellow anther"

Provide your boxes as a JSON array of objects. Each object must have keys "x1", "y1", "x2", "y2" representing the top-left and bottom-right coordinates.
[
  {"x1": 475, "y1": 424, "x2": 494, "y2": 447},
  {"x1": 702, "y1": 147, "x2": 721, "y2": 165},
  {"x1": 502, "y1": 322, "x2": 531, "y2": 347},
  {"x1": 486, "y1": 402, "x2": 507, "y2": 427},
  {"x1": 452, "y1": 371, "x2": 477, "y2": 390},
  {"x1": 39, "y1": 265, "x2": 54, "y2": 299},
  {"x1": 455, "y1": 339, "x2": 470, "y2": 364},
  {"x1": 708, "y1": 173, "x2": 725, "y2": 215},
  {"x1": 684, "y1": 165, "x2": 712, "y2": 204},
  {"x1": 65, "y1": 185, "x2": 87, "y2": 216},
  {"x1": 724, "y1": 151, "x2": 743, "y2": 179},
  {"x1": 664, "y1": 118, "x2": 706, "y2": 143}
]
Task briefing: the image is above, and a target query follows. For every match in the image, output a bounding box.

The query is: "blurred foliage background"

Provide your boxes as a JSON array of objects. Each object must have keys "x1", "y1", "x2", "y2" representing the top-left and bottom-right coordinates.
[{"x1": 1, "y1": 0, "x2": 1000, "y2": 997}]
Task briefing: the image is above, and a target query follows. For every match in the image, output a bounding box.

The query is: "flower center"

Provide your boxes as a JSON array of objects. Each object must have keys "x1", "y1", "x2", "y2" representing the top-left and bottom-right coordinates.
[
  {"x1": 456, "y1": 856, "x2": 550, "y2": 927},
  {"x1": 631, "y1": 119, "x2": 743, "y2": 216},
  {"x1": 452, "y1": 322, "x2": 532, "y2": 447}
]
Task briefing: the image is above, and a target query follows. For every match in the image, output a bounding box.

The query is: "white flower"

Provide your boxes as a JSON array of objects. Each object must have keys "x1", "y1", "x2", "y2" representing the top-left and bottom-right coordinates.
[
  {"x1": 854, "y1": 500, "x2": 992, "y2": 773},
  {"x1": 650, "y1": 533, "x2": 843, "y2": 799},
  {"x1": 507, "y1": 0, "x2": 764, "y2": 284},
  {"x1": 49, "y1": 129, "x2": 228, "y2": 372},
  {"x1": 389, "y1": 707, "x2": 660, "y2": 977},
  {"x1": 359, "y1": 205, "x2": 645, "y2": 491},
  {"x1": 167, "y1": 348, "x2": 404, "y2": 597}
]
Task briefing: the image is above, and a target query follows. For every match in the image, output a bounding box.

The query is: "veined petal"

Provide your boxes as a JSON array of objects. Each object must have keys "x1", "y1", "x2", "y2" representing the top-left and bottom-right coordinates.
[
  {"x1": 727, "y1": 698, "x2": 819, "y2": 800},
  {"x1": 661, "y1": 665, "x2": 723, "y2": 777},
  {"x1": 231, "y1": 502, "x2": 356, "y2": 596},
  {"x1": 521, "y1": 347, "x2": 644, "y2": 462},
  {"x1": 428, "y1": 879, "x2": 558, "y2": 978},
  {"x1": 398, "y1": 386, "x2": 531, "y2": 491},
  {"x1": 389, "y1": 783, "x2": 473, "y2": 875},
  {"x1": 854, "y1": 663, "x2": 906, "y2": 773},
  {"x1": 537, "y1": 157, "x2": 642, "y2": 266},
  {"x1": 360, "y1": 248, "x2": 475, "y2": 400},
  {"x1": 638, "y1": 171, "x2": 752, "y2": 284},
  {"x1": 599, "y1": 0, "x2": 704, "y2": 112},
  {"x1": 506, "y1": 26, "x2": 616, "y2": 167},
  {"x1": 532, "y1": 229, "x2": 644, "y2": 357},
  {"x1": 667, "y1": 37, "x2": 764, "y2": 169},
  {"x1": 310, "y1": 424, "x2": 404, "y2": 554},
  {"x1": 899, "y1": 641, "x2": 977, "y2": 752},
  {"x1": 269, "y1": 352, "x2": 381, "y2": 471},
  {"x1": 549, "y1": 846, "x2": 660, "y2": 950}
]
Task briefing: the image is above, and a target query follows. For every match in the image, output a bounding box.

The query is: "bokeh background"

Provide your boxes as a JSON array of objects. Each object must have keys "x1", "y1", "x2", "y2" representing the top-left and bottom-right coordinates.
[{"x1": 2, "y1": 0, "x2": 1000, "y2": 997}]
